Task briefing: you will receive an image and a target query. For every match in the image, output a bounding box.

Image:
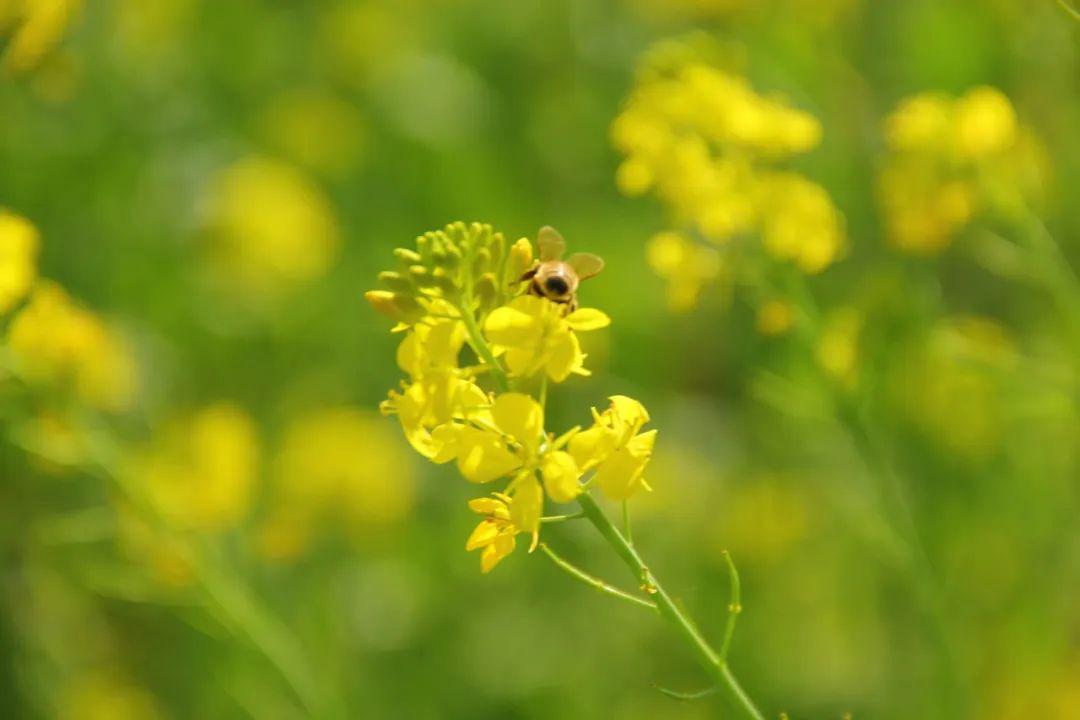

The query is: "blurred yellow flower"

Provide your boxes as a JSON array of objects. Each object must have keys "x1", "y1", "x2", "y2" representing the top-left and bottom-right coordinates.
[
  {"x1": 58, "y1": 670, "x2": 163, "y2": 720},
  {"x1": 1, "y1": 0, "x2": 81, "y2": 75},
  {"x1": 613, "y1": 37, "x2": 845, "y2": 307},
  {"x1": 569, "y1": 396, "x2": 656, "y2": 500},
  {"x1": 758, "y1": 174, "x2": 845, "y2": 273},
  {"x1": 755, "y1": 300, "x2": 794, "y2": 337},
  {"x1": 0, "y1": 209, "x2": 39, "y2": 314},
  {"x1": 116, "y1": 506, "x2": 195, "y2": 588},
  {"x1": 878, "y1": 86, "x2": 1045, "y2": 253},
  {"x1": 260, "y1": 407, "x2": 417, "y2": 561},
  {"x1": 131, "y1": 403, "x2": 258, "y2": 532},
  {"x1": 894, "y1": 316, "x2": 1016, "y2": 460},
  {"x1": 7, "y1": 281, "x2": 137, "y2": 411},
  {"x1": 484, "y1": 295, "x2": 610, "y2": 382},
  {"x1": 204, "y1": 157, "x2": 340, "y2": 296},
  {"x1": 261, "y1": 90, "x2": 367, "y2": 177},
  {"x1": 816, "y1": 307, "x2": 861, "y2": 385},
  {"x1": 646, "y1": 231, "x2": 722, "y2": 312}
]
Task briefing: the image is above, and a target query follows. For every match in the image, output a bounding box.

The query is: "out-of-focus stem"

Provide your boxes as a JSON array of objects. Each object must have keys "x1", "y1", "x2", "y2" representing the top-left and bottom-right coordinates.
[{"x1": 576, "y1": 492, "x2": 765, "y2": 720}]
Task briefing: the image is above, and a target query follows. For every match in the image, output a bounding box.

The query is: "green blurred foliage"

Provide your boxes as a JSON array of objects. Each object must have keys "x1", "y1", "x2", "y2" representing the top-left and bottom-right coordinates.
[{"x1": 1, "y1": 0, "x2": 1079, "y2": 719}]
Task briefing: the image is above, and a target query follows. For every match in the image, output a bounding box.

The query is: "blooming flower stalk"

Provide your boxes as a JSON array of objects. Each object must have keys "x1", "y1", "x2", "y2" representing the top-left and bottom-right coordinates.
[{"x1": 368, "y1": 221, "x2": 766, "y2": 718}]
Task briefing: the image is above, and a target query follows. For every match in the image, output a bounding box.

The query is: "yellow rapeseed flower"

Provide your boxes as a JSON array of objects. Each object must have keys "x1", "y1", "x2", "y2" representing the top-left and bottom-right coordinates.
[
  {"x1": 0, "y1": 209, "x2": 39, "y2": 314},
  {"x1": 131, "y1": 403, "x2": 258, "y2": 532},
  {"x1": 1, "y1": 0, "x2": 82, "y2": 75},
  {"x1": 569, "y1": 396, "x2": 657, "y2": 500},
  {"x1": 7, "y1": 281, "x2": 137, "y2": 411},
  {"x1": 260, "y1": 406, "x2": 417, "y2": 560},
  {"x1": 613, "y1": 37, "x2": 845, "y2": 306},
  {"x1": 878, "y1": 86, "x2": 1042, "y2": 253},
  {"x1": 646, "y1": 231, "x2": 722, "y2": 312},
  {"x1": 204, "y1": 156, "x2": 340, "y2": 296},
  {"x1": 465, "y1": 493, "x2": 531, "y2": 573},
  {"x1": 484, "y1": 295, "x2": 610, "y2": 382}
]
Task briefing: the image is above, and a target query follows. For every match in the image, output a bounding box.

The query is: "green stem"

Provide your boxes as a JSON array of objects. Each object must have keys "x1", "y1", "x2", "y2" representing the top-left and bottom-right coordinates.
[
  {"x1": 459, "y1": 303, "x2": 509, "y2": 392},
  {"x1": 575, "y1": 492, "x2": 765, "y2": 720},
  {"x1": 68, "y1": 420, "x2": 327, "y2": 715},
  {"x1": 719, "y1": 550, "x2": 742, "y2": 662},
  {"x1": 539, "y1": 543, "x2": 657, "y2": 612}
]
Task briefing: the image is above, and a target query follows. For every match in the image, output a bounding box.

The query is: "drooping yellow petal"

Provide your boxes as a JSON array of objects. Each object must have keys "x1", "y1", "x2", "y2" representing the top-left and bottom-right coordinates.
[
  {"x1": 465, "y1": 519, "x2": 500, "y2": 550},
  {"x1": 509, "y1": 476, "x2": 543, "y2": 536},
  {"x1": 480, "y1": 533, "x2": 516, "y2": 573},
  {"x1": 540, "y1": 451, "x2": 581, "y2": 504}
]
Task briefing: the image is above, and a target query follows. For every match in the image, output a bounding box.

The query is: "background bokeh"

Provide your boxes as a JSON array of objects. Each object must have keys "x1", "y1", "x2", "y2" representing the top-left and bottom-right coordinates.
[{"x1": 2, "y1": 1, "x2": 1079, "y2": 718}]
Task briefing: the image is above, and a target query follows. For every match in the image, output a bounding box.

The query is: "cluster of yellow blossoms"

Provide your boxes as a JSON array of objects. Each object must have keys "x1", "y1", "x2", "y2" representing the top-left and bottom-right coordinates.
[
  {"x1": 878, "y1": 86, "x2": 1047, "y2": 254},
  {"x1": 612, "y1": 38, "x2": 845, "y2": 310},
  {"x1": 368, "y1": 222, "x2": 656, "y2": 572},
  {"x1": 0, "y1": 210, "x2": 137, "y2": 414}
]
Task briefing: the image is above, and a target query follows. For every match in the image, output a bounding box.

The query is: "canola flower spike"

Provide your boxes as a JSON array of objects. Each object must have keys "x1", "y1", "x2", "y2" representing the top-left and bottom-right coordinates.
[
  {"x1": 369, "y1": 222, "x2": 765, "y2": 720},
  {"x1": 370, "y1": 223, "x2": 648, "y2": 572},
  {"x1": 878, "y1": 86, "x2": 1048, "y2": 254}
]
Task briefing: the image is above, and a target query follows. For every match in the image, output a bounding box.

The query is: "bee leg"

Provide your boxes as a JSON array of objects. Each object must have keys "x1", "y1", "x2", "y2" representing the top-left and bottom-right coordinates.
[{"x1": 515, "y1": 267, "x2": 538, "y2": 285}]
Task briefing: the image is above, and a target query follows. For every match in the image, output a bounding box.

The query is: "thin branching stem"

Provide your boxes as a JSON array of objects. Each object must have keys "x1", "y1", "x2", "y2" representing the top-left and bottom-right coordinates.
[
  {"x1": 719, "y1": 550, "x2": 742, "y2": 661},
  {"x1": 539, "y1": 543, "x2": 658, "y2": 612},
  {"x1": 575, "y1": 492, "x2": 765, "y2": 720}
]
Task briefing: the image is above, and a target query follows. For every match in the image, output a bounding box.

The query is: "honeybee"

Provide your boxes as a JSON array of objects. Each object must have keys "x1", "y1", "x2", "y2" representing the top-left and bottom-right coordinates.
[{"x1": 519, "y1": 226, "x2": 605, "y2": 312}]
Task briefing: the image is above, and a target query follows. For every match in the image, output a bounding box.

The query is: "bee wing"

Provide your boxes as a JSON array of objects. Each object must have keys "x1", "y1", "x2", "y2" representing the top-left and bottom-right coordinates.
[
  {"x1": 566, "y1": 253, "x2": 605, "y2": 280},
  {"x1": 538, "y1": 226, "x2": 566, "y2": 261}
]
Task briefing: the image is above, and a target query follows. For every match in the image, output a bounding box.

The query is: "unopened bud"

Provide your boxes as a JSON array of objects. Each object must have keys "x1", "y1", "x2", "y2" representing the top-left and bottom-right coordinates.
[
  {"x1": 378, "y1": 271, "x2": 413, "y2": 294},
  {"x1": 508, "y1": 237, "x2": 534, "y2": 280}
]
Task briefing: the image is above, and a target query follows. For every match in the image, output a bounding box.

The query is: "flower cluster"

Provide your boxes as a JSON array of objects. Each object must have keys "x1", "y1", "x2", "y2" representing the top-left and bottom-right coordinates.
[
  {"x1": 1, "y1": 210, "x2": 137, "y2": 414},
  {"x1": 368, "y1": 222, "x2": 656, "y2": 572},
  {"x1": 611, "y1": 38, "x2": 845, "y2": 310},
  {"x1": 877, "y1": 86, "x2": 1048, "y2": 254}
]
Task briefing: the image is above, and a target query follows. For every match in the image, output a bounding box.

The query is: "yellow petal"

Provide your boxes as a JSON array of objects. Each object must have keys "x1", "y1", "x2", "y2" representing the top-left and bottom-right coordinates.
[
  {"x1": 491, "y1": 393, "x2": 544, "y2": 452},
  {"x1": 609, "y1": 395, "x2": 650, "y2": 429},
  {"x1": 510, "y1": 476, "x2": 543, "y2": 534},
  {"x1": 595, "y1": 446, "x2": 650, "y2": 501},
  {"x1": 564, "y1": 308, "x2": 610, "y2": 331},
  {"x1": 468, "y1": 497, "x2": 508, "y2": 517},
  {"x1": 540, "y1": 451, "x2": 581, "y2": 504},
  {"x1": 568, "y1": 424, "x2": 616, "y2": 470},
  {"x1": 465, "y1": 519, "x2": 499, "y2": 550},
  {"x1": 480, "y1": 533, "x2": 517, "y2": 573},
  {"x1": 545, "y1": 327, "x2": 582, "y2": 382},
  {"x1": 484, "y1": 296, "x2": 542, "y2": 347},
  {"x1": 455, "y1": 426, "x2": 523, "y2": 483}
]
